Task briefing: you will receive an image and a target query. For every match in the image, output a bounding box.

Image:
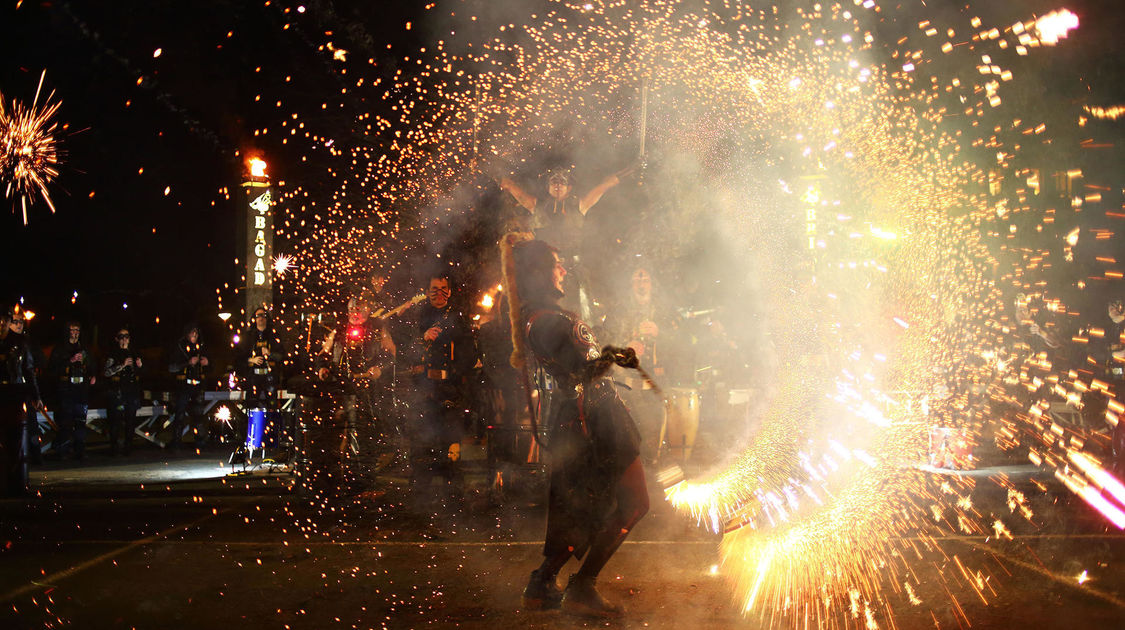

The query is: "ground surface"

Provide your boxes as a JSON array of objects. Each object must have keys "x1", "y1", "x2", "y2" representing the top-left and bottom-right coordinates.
[{"x1": 2, "y1": 444, "x2": 1124, "y2": 630}]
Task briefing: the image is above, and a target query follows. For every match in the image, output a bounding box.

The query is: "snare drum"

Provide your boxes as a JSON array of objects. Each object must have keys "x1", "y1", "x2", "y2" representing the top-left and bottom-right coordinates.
[{"x1": 661, "y1": 387, "x2": 700, "y2": 462}]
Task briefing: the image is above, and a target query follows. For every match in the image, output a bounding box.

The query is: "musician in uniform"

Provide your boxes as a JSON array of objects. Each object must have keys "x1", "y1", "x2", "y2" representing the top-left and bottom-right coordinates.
[
  {"x1": 1, "y1": 308, "x2": 40, "y2": 495},
  {"x1": 603, "y1": 266, "x2": 675, "y2": 463},
  {"x1": 168, "y1": 324, "x2": 209, "y2": 448},
  {"x1": 103, "y1": 326, "x2": 144, "y2": 456},
  {"x1": 316, "y1": 291, "x2": 396, "y2": 487},
  {"x1": 238, "y1": 307, "x2": 286, "y2": 408},
  {"x1": 48, "y1": 321, "x2": 95, "y2": 460},
  {"x1": 406, "y1": 273, "x2": 477, "y2": 505},
  {"x1": 506, "y1": 236, "x2": 648, "y2": 619}
]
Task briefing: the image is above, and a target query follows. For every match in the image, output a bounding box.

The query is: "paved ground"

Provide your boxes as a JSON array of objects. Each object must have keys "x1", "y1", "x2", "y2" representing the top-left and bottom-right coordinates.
[{"x1": 2, "y1": 444, "x2": 1124, "y2": 629}]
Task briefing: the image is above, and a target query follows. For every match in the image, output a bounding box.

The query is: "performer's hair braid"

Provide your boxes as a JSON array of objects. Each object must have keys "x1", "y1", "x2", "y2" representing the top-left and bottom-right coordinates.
[{"x1": 499, "y1": 232, "x2": 535, "y2": 370}]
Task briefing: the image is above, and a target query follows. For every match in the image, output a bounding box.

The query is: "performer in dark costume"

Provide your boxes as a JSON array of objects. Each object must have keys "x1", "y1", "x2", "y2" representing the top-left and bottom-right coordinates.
[
  {"x1": 104, "y1": 326, "x2": 143, "y2": 456},
  {"x1": 405, "y1": 274, "x2": 477, "y2": 506},
  {"x1": 316, "y1": 291, "x2": 397, "y2": 489},
  {"x1": 168, "y1": 325, "x2": 209, "y2": 448},
  {"x1": 0, "y1": 308, "x2": 40, "y2": 496},
  {"x1": 238, "y1": 307, "x2": 286, "y2": 410},
  {"x1": 503, "y1": 235, "x2": 649, "y2": 619},
  {"x1": 496, "y1": 165, "x2": 634, "y2": 318},
  {"x1": 48, "y1": 321, "x2": 95, "y2": 460}
]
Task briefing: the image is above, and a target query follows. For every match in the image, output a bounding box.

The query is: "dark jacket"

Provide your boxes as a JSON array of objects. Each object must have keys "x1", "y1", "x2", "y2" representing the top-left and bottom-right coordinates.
[
  {"x1": 316, "y1": 318, "x2": 393, "y2": 387},
  {"x1": 236, "y1": 325, "x2": 286, "y2": 380},
  {"x1": 0, "y1": 330, "x2": 40, "y2": 401},
  {"x1": 168, "y1": 337, "x2": 209, "y2": 385},
  {"x1": 522, "y1": 298, "x2": 641, "y2": 558},
  {"x1": 416, "y1": 303, "x2": 475, "y2": 376},
  {"x1": 48, "y1": 339, "x2": 95, "y2": 398},
  {"x1": 104, "y1": 346, "x2": 144, "y2": 393}
]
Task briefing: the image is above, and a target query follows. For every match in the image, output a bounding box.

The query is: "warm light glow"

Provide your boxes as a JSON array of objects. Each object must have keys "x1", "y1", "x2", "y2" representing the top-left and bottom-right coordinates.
[
  {"x1": 273, "y1": 253, "x2": 294, "y2": 276},
  {"x1": 248, "y1": 157, "x2": 268, "y2": 178},
  {"x1": 218, "y1": 312, "x2": 231, "y2": 322},
  {"x1": 1034, "y1": 9, "x2": 1079, "y2": 45}
]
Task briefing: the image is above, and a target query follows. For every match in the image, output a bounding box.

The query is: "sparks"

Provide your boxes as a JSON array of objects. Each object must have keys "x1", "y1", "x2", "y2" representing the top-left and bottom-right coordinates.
[{"x1": 0, "y1": 70, "x2": 62, "y2": 224}]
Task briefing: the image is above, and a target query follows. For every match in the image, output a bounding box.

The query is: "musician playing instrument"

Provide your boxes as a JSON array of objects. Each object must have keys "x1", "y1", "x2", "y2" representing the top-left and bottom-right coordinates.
[
  {"x1": 168, "y1": 325, "x2": 209, "y2": 448},
  {"x1": 48, "y1": 321, "x2": 96, "y2": 460},
  {"x1": 0, "y1": 308, "x2": 40, "y2": 495},
  {"x1": 317, "y1": 292, "x2": 397, "y2": 480},
  {"x1": 104, "y1": 326, "x2": 144, "y2": 456},
  {"x1": 406, "y1": 273, "x2": 477, "y2": 506},
  {"x1": 603, "y1": 266, "x2": 675, "y2": 463}
]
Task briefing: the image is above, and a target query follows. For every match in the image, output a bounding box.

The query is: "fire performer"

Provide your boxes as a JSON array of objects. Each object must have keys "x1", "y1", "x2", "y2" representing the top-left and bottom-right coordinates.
[
  {"x1": 103, "y1": 326, "x2": 143, "y2": 456},
  {"x1": 316, "y1": 291, "x2": 397, "y2": 486},
  {"x1": 503, "y1": 234, "x2": 649, "y2": 618},
  {"x1": 0, "y1": 308, "x2": 40, "y2": 496},
  {"x1": 495, "y1": 164, "x2": 635, "y2": 317}
]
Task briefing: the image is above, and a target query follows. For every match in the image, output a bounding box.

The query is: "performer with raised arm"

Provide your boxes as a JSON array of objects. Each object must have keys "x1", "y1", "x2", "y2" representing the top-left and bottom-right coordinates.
[
  {"x1": 495, "y1": 164, "x2": 635, "y2": 318},
  {"x1": 503, "y1": 234, "x2": 649, "y2": 619}
]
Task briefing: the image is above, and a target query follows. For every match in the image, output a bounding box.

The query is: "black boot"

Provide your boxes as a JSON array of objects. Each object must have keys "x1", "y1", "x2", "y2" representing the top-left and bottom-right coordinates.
[
  {"x1": 522, "y1": 569, "x2": 563, "y2": 610},
  {"x1": 561, "y1": 574, "x2": 623, "y2": 618}
]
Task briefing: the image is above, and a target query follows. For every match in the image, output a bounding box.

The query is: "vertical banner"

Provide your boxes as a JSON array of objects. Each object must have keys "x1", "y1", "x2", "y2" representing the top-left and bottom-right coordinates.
[{"x1": 241, "y1": 179, "x2": 273, "y2": 316}]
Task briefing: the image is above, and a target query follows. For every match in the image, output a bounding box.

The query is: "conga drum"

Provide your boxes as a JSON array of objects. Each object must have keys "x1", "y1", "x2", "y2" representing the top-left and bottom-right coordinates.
[{"x1": 661, "y1": 388, "x2": 700, "y2": 462}]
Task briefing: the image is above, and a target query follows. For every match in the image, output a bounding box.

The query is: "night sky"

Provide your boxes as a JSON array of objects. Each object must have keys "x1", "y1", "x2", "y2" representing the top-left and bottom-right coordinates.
[
  {"x1": 2, "y1": 0, "x2": 1124, "y2": 348},
  {"x1": 0, "y1": 1, "x2": 435, "y2": 345}
]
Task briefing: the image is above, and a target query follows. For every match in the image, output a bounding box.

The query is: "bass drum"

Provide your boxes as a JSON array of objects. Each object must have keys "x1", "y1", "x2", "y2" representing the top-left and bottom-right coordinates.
[{"x1": 661, "y1": 387, "x2": 700, "y2": 463}]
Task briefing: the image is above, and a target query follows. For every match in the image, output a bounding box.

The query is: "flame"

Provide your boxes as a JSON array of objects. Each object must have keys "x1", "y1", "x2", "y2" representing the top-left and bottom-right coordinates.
[{"x1": 248, "y1": 157, "x2": 267, "y2": 178}]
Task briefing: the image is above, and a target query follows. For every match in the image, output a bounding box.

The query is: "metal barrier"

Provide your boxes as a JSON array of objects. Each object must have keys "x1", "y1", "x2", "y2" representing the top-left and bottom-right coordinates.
[{"x1": 35, "y1": 390, "x2": 297, "y2": 451}]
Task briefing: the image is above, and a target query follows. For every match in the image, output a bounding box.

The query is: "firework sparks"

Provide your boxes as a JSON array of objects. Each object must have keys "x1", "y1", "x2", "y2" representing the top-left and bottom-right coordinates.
[
  {"x1": 272, "y1": 253, "x2": 296, "y2": 276},
  {"x1": 1034, "y1": 9, "x2": 1079, "y2": 45},
  {"x1": 0, "y1": 70, "x2": 62, "y2": 224},
  {"x1": 216, "y1": 0, "x2": 1106, "y2": 624}
]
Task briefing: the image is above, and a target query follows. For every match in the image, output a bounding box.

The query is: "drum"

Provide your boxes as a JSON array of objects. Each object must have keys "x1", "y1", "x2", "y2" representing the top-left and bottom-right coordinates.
[
  {"x1": 247, "y1": 408, "x2": 267, "y2": 450},
  {"x1": 661, "y1": 388, "x2": 700, "y2": 462}
]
